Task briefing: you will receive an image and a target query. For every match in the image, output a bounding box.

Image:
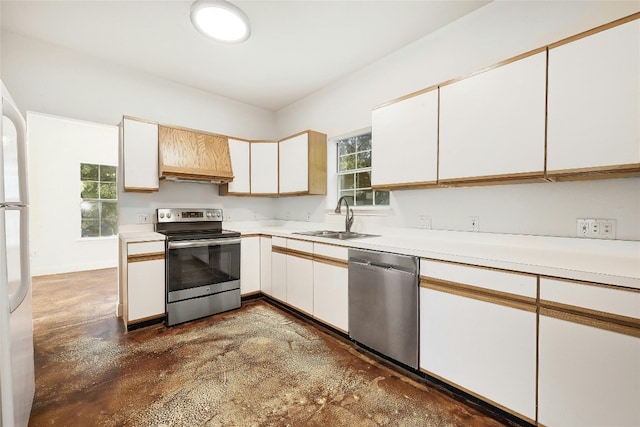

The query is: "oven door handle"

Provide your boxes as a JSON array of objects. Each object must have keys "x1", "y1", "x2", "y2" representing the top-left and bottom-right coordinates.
[{"x1": 168, "y1": 238, "x2": 241, "y2": 249}]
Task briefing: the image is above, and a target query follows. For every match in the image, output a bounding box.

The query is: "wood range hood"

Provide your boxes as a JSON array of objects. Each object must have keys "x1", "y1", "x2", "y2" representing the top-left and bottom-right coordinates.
[{"x1": 158, "y1": 125, "x2": 234, "y2": 184}]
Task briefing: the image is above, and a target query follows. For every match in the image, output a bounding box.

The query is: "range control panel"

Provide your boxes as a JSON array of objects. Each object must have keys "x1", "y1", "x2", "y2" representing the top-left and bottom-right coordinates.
[{"x1": 156, "y1": 208, "x2": 223, "y2": 223}]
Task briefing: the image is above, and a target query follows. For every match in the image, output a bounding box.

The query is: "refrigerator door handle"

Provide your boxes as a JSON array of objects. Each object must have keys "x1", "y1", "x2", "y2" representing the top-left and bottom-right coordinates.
[
  {"x1": 2, "y1": 94, "x2": 29, "y2": 205},
  {"x1": 7, "y1": 206, "x2": 30, "y2": 313}
]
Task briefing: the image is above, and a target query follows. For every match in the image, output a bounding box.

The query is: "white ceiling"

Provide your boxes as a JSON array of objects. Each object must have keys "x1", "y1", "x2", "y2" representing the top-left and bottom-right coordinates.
[{"x1": 1, "y1": 0, "x2": 489, "y2": 111}]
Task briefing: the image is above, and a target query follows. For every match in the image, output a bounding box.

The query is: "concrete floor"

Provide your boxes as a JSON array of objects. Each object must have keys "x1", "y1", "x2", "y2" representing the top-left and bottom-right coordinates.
[{"x1": 28, "y1": 268, "x2": 517, "y2": 426}]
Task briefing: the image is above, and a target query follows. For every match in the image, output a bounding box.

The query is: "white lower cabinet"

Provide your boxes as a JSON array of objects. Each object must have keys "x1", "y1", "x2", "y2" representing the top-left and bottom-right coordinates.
[
  {"x1": 538, "y1": 278, "x2": 640, "y2": 427},
  {"x1": 419, "y1": 260, "x2": 537, "y2": 422},
  {"x1": 123, "y1": 240, "x2": 165, "y2": 326},
  {"x1": 312, "y1": 243, "x2": 348, "y2": 332},
  {"x1": 285, "y1": 239, "x2": 314, "y2": 315},
  {"x1": 260, "y1": 236, "x2": 272, "y2": 296},
  {"x1": 240, "y1": 236, "x2": 260, "y2": 295},
  {"x1": 271, "y1": 237, "x2": 287, "y2": 302}
]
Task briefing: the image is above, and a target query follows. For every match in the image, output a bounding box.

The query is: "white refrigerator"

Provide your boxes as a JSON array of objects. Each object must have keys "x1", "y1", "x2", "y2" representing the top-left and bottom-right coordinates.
[{"x1": 0, "y1": 81, "x2": 35, "y2": 427}]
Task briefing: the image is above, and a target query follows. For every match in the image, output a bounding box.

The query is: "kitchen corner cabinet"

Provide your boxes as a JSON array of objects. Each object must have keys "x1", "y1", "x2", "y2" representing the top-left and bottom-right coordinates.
[
  {"x1": 270, "y1": 237, "x2": 287, "y2": 302},
  {"x1": 285, "y1": 239, "x2": 314, "y2": 315},
  {"x1": 119, "y1": 239, "x2": 165, "y2": 328},
  {"x1": 158, "y1": 125, "x2": 234, "y2": 182},
  {"x1": 250, "y1": 142, "x2": 279, "y2": 195},
  {"x1": 419, "y1": 260, "x2": 537, "y2": 422},
  {"x1": 278, "y1": 131, "x2": 327, "y2": 195},
  {"x1": 220, "y1": 139, "x2": 250, "y2": 195},
  {"x1": 240, "y1": 236, "x2": 260, "y2": 295},
  {"x1": 371, "y1": 89, "x2": 438, "y2": 189},
  {"x1": 260, "y1": 236, "x2": 272, "y2": 295},
  {"x1": 312, "y1": 243, "x2": 348, "y2": 332},
  {"x1": 547, "y1": 19, "x2": 640, "y2": 179},
  {"x1": 538, "y1": 277, "x2": 640, "y2": 427},
  {"x1": 121, "y1": 117, "x2": 159, "y2": 192},
  {"x1": 439, "y1": 52, "x2": 546, "y2": 185}
]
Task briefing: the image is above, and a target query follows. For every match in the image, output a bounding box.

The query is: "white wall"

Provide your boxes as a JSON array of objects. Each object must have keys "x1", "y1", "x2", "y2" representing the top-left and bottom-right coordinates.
[
  {"x1": 27, "y1": 112, "x2": 119, "y2": 275},
  {"x1": 1, "y1": 30, "x2": 279, "y2": 232},
  {"x1": 275, "y1": 1, "x2": 640, "y2": 240}
]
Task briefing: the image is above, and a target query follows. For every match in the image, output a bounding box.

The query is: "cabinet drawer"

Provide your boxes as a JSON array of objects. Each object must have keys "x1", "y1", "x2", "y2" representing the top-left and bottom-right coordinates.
[
  {"x1": 313, "y1": 243, "x2": 348, "y2": 261},
  {"x1": 272, "y1": 236, "x2": 287, "y2": 248},
  {"x1": 420, "y1": 259, "x2": 536, "y2": 298},
  {"x1": 287, "y1": 238, "x2": 313, "y2": 254},
  {"x1": 128, "y1": 241, "x2": 165, "y2": 256},
  {"x1": 541, "y1": 278, "x2": 640, "y2": 319}
]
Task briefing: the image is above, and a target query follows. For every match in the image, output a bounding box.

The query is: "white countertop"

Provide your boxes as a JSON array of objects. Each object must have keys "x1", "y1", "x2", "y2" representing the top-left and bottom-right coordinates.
[
  {"x1": 227, "y1": 221, "x2": 640, "y2": 289},
  {"x1": 118, "y1": 231, "x2": 166, "y2": 244}
]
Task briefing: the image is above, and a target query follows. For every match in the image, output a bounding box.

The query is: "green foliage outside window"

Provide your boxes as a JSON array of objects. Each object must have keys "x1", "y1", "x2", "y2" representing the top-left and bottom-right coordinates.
[
  {"x1": 80, "y1": 163, "x2": 117, "y2": 237},
  {"x1": 337, "y1": 132, "x2": 389, "y2": 207}
]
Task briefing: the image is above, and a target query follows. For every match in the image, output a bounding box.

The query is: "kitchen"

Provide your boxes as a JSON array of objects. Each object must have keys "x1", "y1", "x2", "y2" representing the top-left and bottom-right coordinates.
[{"x1": 1, "y1": 1, "x2": 639, "y2": 427}]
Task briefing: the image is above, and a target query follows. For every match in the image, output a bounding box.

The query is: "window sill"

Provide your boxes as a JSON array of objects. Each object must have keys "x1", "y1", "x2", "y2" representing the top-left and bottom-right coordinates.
[{"x1": 329, "y1": 206, "x2": 392, "y2": 217}]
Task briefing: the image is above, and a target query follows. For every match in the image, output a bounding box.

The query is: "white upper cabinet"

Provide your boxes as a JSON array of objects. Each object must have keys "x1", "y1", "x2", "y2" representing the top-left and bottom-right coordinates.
[
  {"x1": 122, "y1": 117, "x2": 159, "y2": 192},
  {"x1": 371, "y1": 89, "x2": 438, "y2": 188},
  {"x1": 439, "y1": 52, "x2": 546, "y2": 183},
  {"x1": 250, "y1": 142, "x2": 279, "y2": 195},
  {"x1": 278, "y1": 131, "x2": 327, "y2": 196},
  {"x1": 547, "y1": 19, "x2": 640, "y2": 176},
  {"x1": 279, "y1": 133, "x2": 309, "y2": 194},
  {"x1": 226, "y1": 138, "x2": 250, "y2": 194}
]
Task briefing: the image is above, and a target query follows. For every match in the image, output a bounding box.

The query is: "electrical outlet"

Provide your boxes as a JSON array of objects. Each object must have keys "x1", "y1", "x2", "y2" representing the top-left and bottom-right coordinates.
[
  {"x1": 136, "y1": 213, "x2": 149, "y2": 224},
  {"x1": 418, "y1": 215, "x2": 432, "y2": 229},
  {"x1": 470, "y1": 216, "x2": 479, "y2": 232},
  {"x1": 576, "y1": 218, "x2": 616, "y2": 239},
  {"x1": 306, "y1": 212, "x2": 311, "y2": 221}
]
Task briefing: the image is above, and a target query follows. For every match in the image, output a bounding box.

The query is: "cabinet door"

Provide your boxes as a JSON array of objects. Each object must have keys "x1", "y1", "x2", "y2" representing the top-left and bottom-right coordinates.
[
  {"x1": 240, "y1": 237, "x2": 260, "y2": 295},
  {"x1": 539, "y1": 278, "x2": 640, "y2": 427},
  {"x1": 313, "y1": 243, "x2": 348, "y2": 332},
  {"x1": 271, "y1": 237, "x2": 287, "y2": 302},
  {"x1": 250, "y1": 142, "x2": 279, "y2": 195},
  {"x1": 285, "y1": 239, "x2": 314, "y2": 315},
  {"x1": 279, "y1": 133, "x2": 309, "y2": 194},
  {"x1": 260, "y1": 237, "x2": 272, "y2": 295},
  {"x1": 227, "y1": 139, "x2": 250, "y2": 194},
  {"x1": 122, "y1": 118, "x2": 159, "y2": 192},
  {"x1": 547, "y1": 20, "x2": 640, "y2": 175},
  {"x1": 439, "y1": 52, "x2": 546, "y2": 183},
  {"x1": 419, "y1": 260, "x2": 537, "y2": 422},
  {"x1": 371, "y1": 90, "x2": 438, "y2": 188},
  {"x1": 126, "y1": 241, "x2": 165, "y2": 323}
]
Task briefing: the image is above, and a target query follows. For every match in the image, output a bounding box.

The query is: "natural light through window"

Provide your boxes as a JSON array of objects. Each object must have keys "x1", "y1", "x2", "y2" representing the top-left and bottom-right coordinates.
[
  {"x1": 336, "y1": 132, "x2": 389, "y2": 207},
  {"x1": 80, "y1": 163, "x2": 118, "y2": 237}
]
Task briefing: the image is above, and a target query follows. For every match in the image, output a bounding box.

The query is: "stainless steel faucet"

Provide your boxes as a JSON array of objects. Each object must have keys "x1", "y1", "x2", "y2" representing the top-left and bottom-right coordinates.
[{"x1": 334, "y1": 196, "x2": 354, "y2": 232}]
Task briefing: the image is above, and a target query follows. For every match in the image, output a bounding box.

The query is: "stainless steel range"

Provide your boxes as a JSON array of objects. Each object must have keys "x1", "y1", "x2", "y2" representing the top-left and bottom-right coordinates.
[{"x1": 155, "y1": 208, "x2": 241, "y2": 326}]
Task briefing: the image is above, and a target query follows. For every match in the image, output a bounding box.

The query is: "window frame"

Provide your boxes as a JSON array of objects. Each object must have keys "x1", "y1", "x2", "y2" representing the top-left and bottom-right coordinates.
[
  {"x1": 80, "y1": 162, "x2": 118, "y2": 238},
  {"x1": 335, "y1": 130, "x2": 389, "y2": 209}
]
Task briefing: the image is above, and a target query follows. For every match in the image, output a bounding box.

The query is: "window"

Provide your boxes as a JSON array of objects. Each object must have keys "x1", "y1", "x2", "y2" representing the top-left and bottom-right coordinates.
[
  {"x1": 337, "y1": 131, "x2": 389, "y2": 207},
  {"x1": 80, "y1": 163, "x2": 117, "y2": 237}
]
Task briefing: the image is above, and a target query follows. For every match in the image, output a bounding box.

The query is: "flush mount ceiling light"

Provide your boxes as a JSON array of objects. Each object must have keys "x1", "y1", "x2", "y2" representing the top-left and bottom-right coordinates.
[{"x1": 190, "y1": 0, "x2": 251, "y2": 43}]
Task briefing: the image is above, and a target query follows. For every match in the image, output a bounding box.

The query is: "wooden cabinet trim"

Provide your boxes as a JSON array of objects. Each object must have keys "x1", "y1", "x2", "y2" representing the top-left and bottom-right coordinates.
[
  {"x1": 272, "y1": 245, "x2": 287, "y2": 254},
  {"x1": 420, "y1": 277, "x2": 537, "y2": 313},
  {"x1": 283, "y1": 248, "x2": 314, "y2": 261},
  {"x1": 439, "y1": 171, "x2": 546, "y2": 186},
  {"x1": 540, "y1": 275, "x2": 640, "y2": 293},
  {"x1": 313, "y1": 255, "x2": 348, "y2": 269},
  {"x1": 546, "y1": 163, "x2": 640, "y2": 180},
  {"x1": 540, "y1": 300, "x2": 640, "y2": 338},
  {"x1": 372, "y1": 180, "x2": 438, "y2": 191},
  {"x1": 122, "y1": 186, "x2": 158, "y2": 193},
  {"x1": 421, "y1": 257, "x2": 538, "y2": 278},
  {"x1": 241, "y1": 234, "x2": 262, "y2": 239},
  {"x1": 128, "y1": 252, "x2": 165, "y2": 263},
  {"x1": 548, "y1": 12, "x2": 639, "y2": 50}
]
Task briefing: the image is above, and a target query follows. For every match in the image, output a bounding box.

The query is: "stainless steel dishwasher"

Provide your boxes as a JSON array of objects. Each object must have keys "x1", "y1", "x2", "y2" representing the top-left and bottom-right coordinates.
[{"x1": 348, "y1": 248, "x2": 419, "y2": 369}]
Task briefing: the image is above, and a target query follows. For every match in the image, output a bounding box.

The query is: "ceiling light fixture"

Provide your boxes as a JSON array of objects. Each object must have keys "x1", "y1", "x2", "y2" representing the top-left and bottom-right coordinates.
[{"x1": 190, "y1": 0, "x2": 251, "y2": 44}]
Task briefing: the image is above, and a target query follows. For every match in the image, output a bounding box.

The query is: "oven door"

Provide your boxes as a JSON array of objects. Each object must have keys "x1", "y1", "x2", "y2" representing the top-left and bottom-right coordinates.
[{"x1": 166, "y1": 237, "x2": 240, "y2": 302}]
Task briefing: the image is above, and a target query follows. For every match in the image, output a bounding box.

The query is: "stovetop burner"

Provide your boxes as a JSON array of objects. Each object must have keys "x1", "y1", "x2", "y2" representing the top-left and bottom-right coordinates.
[{"x1": 158, "y1": 229, "x2": 241, "y2": 241}]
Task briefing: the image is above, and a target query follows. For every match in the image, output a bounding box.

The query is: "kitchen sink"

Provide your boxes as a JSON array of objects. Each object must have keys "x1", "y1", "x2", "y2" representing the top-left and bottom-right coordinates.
[{"x1": 293, "y1": 230, "x2": 378, "y2": 240}]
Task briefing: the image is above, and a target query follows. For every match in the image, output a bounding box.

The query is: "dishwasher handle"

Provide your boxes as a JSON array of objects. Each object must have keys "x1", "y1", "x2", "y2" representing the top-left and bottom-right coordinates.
[{"x1": 349, "y1": 258, "x2": 417, "y2": 276}]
